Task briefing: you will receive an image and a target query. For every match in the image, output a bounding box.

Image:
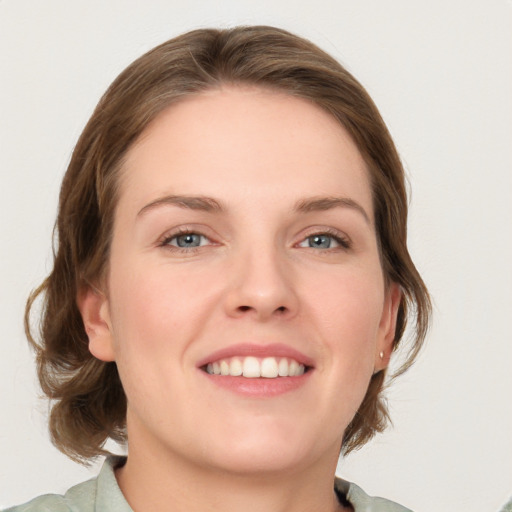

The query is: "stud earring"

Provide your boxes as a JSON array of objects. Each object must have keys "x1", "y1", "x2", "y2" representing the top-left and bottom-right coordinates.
[{"x1": 379, "y1": 351, "x2": 384, "y2": 359}]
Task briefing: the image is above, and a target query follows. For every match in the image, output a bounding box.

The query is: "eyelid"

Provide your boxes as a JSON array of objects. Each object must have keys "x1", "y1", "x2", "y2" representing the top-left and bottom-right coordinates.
[
  {"x1": 157, "y1": 225, "x2": 217, "y2": 249},
  {"x1": 295, "y1": 226, "x2": 352, "y2": 249},
  {"x1": 166, "y1": 232, "x2": 209, "y2": 248},
  {"x1": 155, "y1": 224, "x2": 351, "y2": 252}
]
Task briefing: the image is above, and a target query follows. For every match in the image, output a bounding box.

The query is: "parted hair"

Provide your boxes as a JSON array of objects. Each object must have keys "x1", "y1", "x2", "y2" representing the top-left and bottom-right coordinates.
[{"x1": 25, "y1": 25, "x2": 431, "y2": 463}]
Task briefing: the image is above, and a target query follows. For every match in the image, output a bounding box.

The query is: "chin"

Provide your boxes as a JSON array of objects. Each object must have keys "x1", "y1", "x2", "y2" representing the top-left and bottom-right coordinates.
[
  {"x1": 209, "y1": 444, "x2": 310, "y2": 476},
  {"x1": 198, "y1": 419, "x2": 331, "y2": 476}
]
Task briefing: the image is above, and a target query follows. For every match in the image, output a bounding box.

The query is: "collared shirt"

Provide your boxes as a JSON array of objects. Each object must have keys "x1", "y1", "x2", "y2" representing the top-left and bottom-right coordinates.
[{"x1": 3, "y1": 457, "x2": 412, "y2": 512}]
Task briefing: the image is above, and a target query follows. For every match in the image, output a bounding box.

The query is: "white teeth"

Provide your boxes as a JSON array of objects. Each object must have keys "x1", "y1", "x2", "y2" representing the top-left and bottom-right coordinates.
[
  {"x1": 261, "y1": 357, "x2": 279, "y2": 378},
  {"x1": 242, "y1": 356, "x2": 261, "y2": 378},
  {"x1": 278, "y1": 358, "x2": 289, "y2": 377},
  {"x1": 220, "y1": 360, "x2": 230, "y2": 376},
  {"x1": 230, "y1": 358, "x2": 243, "y2": 376},
  {"x1": 205, "y1": 356, "x2": 306, "y2": 378}
]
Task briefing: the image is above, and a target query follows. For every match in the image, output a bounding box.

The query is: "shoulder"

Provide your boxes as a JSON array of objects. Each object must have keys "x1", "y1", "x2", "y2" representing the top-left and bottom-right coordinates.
[
  {"x1": 335, "y1": 477, "x2": 413, "y2": 512},
  {"x1": 1, "y1": 478, "x2": 96, "y2": 512},
  {"x1": 2, "y1": 456, "x2": 130, "y2": 512},
  {"x1": 499, "y1": 496, "x2": 512, "y2": 512}
]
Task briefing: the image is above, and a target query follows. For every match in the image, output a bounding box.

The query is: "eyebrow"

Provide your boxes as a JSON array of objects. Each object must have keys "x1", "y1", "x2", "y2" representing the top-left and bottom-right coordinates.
[
  {"x1": 294, "y1": 196, "x2": 371, "y2": 224},
  {"x1": 137, "y1": 194, "x2": 370, "y2": 224},
  {"x1": 137, "y1": 195, "x2": 224, "y2": 217}
]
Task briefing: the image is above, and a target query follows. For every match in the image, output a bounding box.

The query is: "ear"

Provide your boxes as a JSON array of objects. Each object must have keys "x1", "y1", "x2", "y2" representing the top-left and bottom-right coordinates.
[
  {"x1": 374, "y1": 282, "x2": 402, "y2": 372},
  {"x1": 77, "y1": 285, "x2": 116, "y2": 362}
]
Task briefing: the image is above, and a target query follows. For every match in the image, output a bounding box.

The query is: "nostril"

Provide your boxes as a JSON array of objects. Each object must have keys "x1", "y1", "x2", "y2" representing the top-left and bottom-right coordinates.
[{"x1": 236, "y1": 305, "x2": 287, "y2": 314}]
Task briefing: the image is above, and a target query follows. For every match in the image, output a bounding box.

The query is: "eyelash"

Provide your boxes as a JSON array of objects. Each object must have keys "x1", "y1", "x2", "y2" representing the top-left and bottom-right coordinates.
[
  {"x1": 159, "y1": 227, "x2": 212, "y2": 253},
  {"x1": 158, "y1": 227, "x2": 351, "y2": 253},
  {"x1": 298, "y1": 228, "x2": 351, "y2": 251}
]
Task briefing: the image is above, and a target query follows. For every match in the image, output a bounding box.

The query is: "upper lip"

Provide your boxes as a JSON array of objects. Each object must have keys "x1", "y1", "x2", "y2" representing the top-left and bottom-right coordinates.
[{"x1": 196, "y1": 343, "x2": 315, "y2": 369}]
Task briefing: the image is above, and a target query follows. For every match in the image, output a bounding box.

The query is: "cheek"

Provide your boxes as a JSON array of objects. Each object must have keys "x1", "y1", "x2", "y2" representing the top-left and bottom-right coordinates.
[
  {"x1": 308, "y1": 267, "x2": 384, "y2": 334},
  {"x1": 107, "y1": 260, "x2": 222, "y2": 362},
  {"x1": 303, "y1": 266, "x2": 384, "y2": 370},
  {"x1": 105, "y1": 266, "x2": 203, "y2": 412},
  {"x1": 107, "y1": 268, "x2": 180, "y2": 358},
  {"x1": 296, "y1": 268, "x2": 385, "y2": 433}
]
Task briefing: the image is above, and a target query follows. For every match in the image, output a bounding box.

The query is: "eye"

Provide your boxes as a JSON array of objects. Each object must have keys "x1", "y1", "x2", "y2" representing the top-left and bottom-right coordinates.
[
  {"x1": 162, "y1": 231, "x2": 211, "y2": 249},
  {"x1": 298, "y1": 232, "x2": 350, "y2": 250}
]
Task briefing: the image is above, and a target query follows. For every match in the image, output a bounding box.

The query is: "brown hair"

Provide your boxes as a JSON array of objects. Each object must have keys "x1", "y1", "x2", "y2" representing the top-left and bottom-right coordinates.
[{"x1": 25, "y1": 25, "x2": 431, "y2": 463}]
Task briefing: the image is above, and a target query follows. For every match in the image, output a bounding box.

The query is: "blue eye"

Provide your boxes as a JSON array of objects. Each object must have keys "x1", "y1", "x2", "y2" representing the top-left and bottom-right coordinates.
[
  {"x1": 307, "y1": 234, "x2": 335, "y2": 249},
  {"x1": 167, "y1": 233, "x2": 207, "y2": 248},
  {"x1": 298, "y1": 232, "x2": 350, "y2": 250}
]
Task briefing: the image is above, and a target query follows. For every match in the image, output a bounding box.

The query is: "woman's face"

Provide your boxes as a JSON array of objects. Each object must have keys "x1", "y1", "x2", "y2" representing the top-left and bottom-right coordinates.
[{"x1": 84, "y1": 86, "x2": 399, "y2": 475}]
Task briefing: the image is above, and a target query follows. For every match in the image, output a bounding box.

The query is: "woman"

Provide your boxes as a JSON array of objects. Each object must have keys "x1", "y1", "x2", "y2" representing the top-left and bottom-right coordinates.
[{"x1": 6, "y1": 26, "x2": 430, "y2": 512}]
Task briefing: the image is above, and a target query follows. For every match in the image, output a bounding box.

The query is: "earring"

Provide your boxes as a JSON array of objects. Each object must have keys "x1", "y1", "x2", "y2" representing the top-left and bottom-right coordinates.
[{"x1": 373, "y1": 351, "x2": 385, "y2": 375}]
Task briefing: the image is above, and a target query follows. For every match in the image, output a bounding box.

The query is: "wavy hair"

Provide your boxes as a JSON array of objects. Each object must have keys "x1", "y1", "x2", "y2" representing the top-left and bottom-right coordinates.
[{"x1": 25, "y1": 25, "x2": 431, "y2": 463}]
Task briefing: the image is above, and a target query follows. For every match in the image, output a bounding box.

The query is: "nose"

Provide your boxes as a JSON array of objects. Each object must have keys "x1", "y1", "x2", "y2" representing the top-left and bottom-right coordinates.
[{"x1": 223, "y1": 248, "x2": 299, "y2": 322}]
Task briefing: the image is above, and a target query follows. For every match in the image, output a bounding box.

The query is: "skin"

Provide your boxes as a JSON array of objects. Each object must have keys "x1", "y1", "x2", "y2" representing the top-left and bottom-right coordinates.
[{"x1": 79, "y1": 86, "x2": 400, "y2": 512}]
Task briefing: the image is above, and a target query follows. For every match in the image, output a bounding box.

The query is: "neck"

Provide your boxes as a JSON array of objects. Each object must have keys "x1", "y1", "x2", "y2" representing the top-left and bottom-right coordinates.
[{"x1": 115, "y1": 433, "x2": 348, "y2": 512}]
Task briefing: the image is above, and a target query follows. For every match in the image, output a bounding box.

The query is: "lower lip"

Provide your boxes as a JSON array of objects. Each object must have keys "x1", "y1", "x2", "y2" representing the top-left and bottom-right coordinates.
[{"x1": 200, "y1": 371, "x2": 312, "y2": 397}]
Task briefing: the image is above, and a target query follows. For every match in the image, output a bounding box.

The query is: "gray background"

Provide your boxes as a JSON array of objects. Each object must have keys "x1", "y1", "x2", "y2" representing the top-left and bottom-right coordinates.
[{"x1": 1, "y1": 1, "x2": 511, "y2": 510}]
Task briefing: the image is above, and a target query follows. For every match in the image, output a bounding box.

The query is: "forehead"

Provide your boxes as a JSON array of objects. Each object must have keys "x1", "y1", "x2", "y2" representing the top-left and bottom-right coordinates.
[{"x1": 118, "y1": 86, "x2": 373, "y2": 218}]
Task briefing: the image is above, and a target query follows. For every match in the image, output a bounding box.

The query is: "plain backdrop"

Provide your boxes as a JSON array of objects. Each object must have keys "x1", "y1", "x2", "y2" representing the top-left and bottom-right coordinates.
[{"x1": 1, "y1": 1, "x2": 511, "y2": 511}]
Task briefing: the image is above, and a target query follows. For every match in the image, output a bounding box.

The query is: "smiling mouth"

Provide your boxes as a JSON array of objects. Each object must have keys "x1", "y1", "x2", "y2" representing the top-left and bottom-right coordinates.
[{"x1": 203, "y1": 356, "x2": 309, "y2": 378}]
